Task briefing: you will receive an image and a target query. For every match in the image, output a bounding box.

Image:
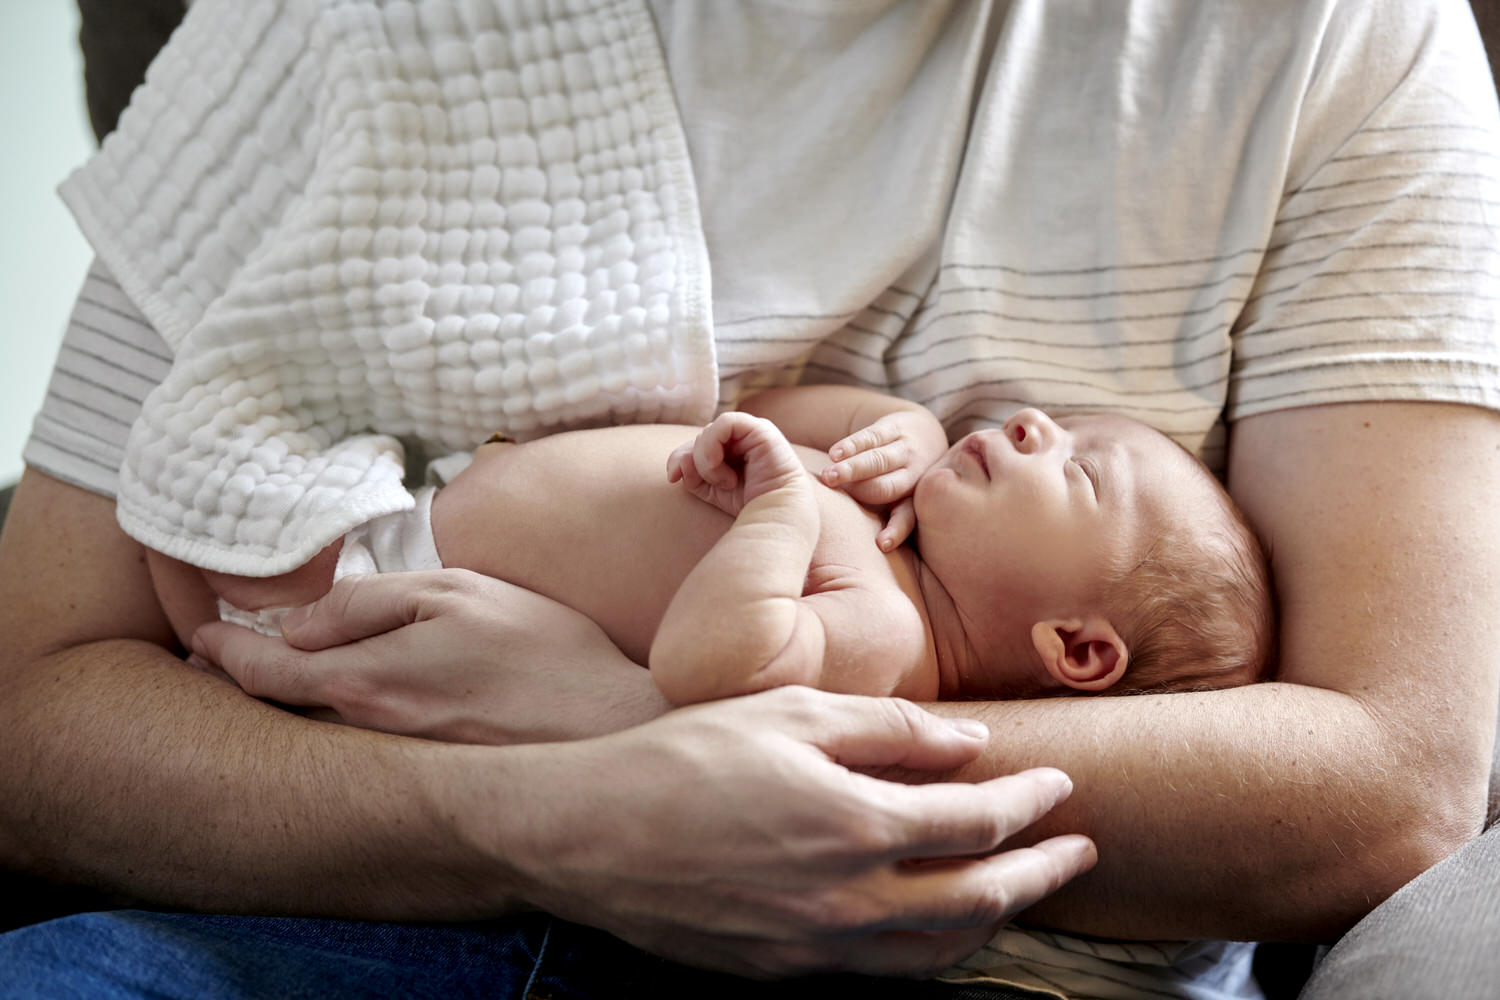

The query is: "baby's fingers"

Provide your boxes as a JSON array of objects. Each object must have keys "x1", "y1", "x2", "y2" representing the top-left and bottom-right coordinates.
[
  {"x1": 695, "y1": 419, "x2": 750, "y2": 490},
  {"x1": 666, "y1": 444, "x2": 702, "y2": 489},
  {"x1": 878, "y1": 498, "x2": 917, "y2": 552},
  {"x1": 822, "y1": 439, "x2": 911, "y2": 489},
  {"x1": 829, "y1": 422, "x2": 898, "y2": 464}
]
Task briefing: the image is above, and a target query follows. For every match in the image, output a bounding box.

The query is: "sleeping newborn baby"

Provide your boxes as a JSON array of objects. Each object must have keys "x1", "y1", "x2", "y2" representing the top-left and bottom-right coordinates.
[{"x1": 154, "y1": 386, "x2": 1274, "y2": 704}]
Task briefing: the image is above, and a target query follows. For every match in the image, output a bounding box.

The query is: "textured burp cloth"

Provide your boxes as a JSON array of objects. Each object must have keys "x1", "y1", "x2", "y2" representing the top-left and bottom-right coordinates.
[{"x1": 61, "y1": 0, "x2": 715, "y2": 576}]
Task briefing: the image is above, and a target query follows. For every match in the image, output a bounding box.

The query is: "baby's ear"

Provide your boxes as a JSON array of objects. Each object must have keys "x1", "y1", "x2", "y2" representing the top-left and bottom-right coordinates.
[{"x1": 1030, "y1": 617, "x2": 1129, "y2": 692}]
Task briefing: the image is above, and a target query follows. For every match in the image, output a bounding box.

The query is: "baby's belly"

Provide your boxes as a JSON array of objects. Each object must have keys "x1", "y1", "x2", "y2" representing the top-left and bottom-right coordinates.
[{"x1": 431, "y1": 425, "x2": 759, "y2": 664}]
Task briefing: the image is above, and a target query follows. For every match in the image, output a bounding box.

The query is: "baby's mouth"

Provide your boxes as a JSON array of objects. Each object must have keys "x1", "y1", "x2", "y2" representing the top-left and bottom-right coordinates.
[{"x1": 963, "y1": 436, "x2": 990, "y2": 479}]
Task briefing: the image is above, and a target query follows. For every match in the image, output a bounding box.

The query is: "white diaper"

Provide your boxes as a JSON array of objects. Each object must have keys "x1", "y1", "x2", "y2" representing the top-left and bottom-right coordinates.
[{"x1": 217, "y1": 487, "x2": 444, "y2": 637}]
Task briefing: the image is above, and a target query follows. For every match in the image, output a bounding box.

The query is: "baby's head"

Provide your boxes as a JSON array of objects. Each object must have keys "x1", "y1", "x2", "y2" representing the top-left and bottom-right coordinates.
[{"x1": 912, "y1": 408, "x2": 1273, "y2": 698}]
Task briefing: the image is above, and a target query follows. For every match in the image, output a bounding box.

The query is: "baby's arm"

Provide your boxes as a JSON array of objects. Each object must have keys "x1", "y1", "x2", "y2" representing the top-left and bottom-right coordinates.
[
  {"x1": 654, "y1": 412, "x2": 930, "y2": 705},
  {"x1": 741, "y1": 386, "x2": 948, "y2": 549},
  {"x1": 652, "y1": 412, "x2": 926, "y2": 705},
  {"x1": 738, "y1": 385, "x2": 940, "y2": 454},
  {"x1": 651, "y1": 412, "x2": 823, "y2": 704}
]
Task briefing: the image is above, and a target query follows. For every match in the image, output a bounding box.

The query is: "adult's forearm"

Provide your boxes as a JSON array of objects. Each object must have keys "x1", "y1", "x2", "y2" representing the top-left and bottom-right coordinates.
[
  {"x1": 1, "y1": 633, "x2": 1109, "y2": 978},
  {"x1": 0, "y1": 637, "x2": 525, "y2": 920},
  {"x1": 923, "y1": 680, "x2": 1488, "y2": 942}
]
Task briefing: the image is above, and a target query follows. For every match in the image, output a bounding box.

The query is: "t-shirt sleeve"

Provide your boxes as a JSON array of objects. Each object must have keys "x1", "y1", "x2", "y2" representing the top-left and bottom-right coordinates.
[
  {"x1": 1228, "y1": 0, "x2": 1500, "y2": 420},
  {"x1": 22, "y1": 258, "x2": 173, "y2": 499}
]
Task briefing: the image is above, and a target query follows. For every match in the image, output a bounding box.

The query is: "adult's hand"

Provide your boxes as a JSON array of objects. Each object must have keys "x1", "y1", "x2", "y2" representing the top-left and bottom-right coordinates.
[
  {"x1": 194, "y1": 569, "x2": 670, "y2": 745},
  {"x1": 488, "y1": 686, "x2": 1097, "y2": 978}
]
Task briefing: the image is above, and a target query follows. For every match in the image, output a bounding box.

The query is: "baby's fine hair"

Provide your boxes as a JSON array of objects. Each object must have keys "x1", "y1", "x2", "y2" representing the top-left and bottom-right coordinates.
[{"x1": 1108, "y1": 469, "x2": 1276, "y2": 694}]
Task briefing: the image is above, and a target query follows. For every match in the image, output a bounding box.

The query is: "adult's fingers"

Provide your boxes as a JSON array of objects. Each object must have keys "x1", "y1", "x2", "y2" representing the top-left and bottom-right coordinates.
[
  {"x1": 275, "y1": 570, "x2": 480, "y2": 651},
  {"x1": 800, "y1": 692, "x2": 992, "y2": 772},
  {"x1": 661, "y1": 831, "x2": 1094, "y2": 979},
  {"x1": 870, "y1": 767, "x2": 1078, "y2": 861},
  {"x1": 199, "y1": 617, "x2": 452, "y2": 734},
  {"x1": 193, "y1": 620, "x2": 329, "y2": 706},
  {"x1": 795, "y1": 836, "x2": 1097, "y2": 977},
  {"x1": 826, "y1": 925, "x2": 1001, "y2": 979},
  {"x1": 879, "y1": 833, "x2": 1098, "y2": 926},
  {"x1": 754, "y1": 837, "x2": 1095, "y2": 977},
  {"x1": 684, "y1": 925, "x2": 1000, "y2": 981}
]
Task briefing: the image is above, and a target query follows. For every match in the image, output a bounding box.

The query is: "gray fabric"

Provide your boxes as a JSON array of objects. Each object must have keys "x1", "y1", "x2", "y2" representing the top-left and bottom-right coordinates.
[
  {"x1": 1492, "y1": 728, "x2": 1500, "y2": 830},
  {"x1": 1299, "y1": 823, "x2": 1500, "y2": 999}
]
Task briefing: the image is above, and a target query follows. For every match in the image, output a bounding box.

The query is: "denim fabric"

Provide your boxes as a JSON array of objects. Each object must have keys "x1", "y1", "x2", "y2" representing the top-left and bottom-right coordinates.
[
  {"x1": 0, "y1": 910, "x2": 1055, "y2": 1000},
  {"x1": 0, "y1": 911, "x2": 549, "y2": 999}
]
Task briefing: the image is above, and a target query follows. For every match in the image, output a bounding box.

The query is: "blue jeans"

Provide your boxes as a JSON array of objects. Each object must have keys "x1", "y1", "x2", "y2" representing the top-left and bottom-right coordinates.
[{"x1": 0, "y1": 910, "x2": 1054, "y2": 999}]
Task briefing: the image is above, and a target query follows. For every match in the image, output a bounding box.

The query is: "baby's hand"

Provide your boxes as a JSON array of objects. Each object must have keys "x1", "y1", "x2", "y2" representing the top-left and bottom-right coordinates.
[
  {"x1": 667, "y1": 412, "x2": 808, "y2": 518},
  {"x1": 821, "y1": 410, "x2": 948, "y2": 551}
]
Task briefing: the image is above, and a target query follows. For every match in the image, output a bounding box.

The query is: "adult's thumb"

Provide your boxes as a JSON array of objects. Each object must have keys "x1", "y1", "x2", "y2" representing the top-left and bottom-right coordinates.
[{"x1": 812, "y1": 693, "x2": 990, "y2": 773}]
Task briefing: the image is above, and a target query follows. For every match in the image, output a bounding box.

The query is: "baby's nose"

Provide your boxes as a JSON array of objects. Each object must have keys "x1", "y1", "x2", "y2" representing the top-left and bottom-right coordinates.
[{"x1": 1004, "y1": 408, "x2": 1057, "y2": 453}]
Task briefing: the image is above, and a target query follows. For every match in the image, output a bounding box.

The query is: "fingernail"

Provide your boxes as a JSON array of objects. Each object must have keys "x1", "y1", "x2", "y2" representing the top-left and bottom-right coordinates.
[
  {"x1": 185, "y1": 652, "x2": 213, "y2": 672},
  {"x1": 947, "y1": 717, "x2": 988, "y2": 740}
]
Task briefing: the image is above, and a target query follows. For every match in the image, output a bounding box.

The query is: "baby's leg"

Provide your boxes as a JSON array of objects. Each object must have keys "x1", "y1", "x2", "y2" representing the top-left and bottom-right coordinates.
[
  {"x1": 202, "y1": 542, "x2": 342, "y2": 615},
  {"x1": 148, "y1": 543, "x2": 341, "y2": 650}
]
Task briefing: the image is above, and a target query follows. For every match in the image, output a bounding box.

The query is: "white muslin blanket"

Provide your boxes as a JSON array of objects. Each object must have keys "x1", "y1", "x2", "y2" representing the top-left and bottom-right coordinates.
[{"x1": 60, "y1": 0, "x2": 715, "y2": 576}]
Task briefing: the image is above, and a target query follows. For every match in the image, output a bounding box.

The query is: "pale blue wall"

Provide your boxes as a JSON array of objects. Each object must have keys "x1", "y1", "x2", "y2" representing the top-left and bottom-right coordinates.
[{"x1": 0, "y1": 2, "x2": 97, "y2": 486}]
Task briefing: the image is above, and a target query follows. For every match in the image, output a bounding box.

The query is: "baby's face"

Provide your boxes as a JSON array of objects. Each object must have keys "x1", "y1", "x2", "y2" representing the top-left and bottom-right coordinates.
[{"x1": 913, "y1": 408, "x2": 1215, "y2": 646}]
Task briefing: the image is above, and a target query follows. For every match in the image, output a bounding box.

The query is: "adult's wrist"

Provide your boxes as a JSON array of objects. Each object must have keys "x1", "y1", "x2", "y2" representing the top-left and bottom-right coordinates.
[{"x1": 395, "y1": 741, "x2": 548, "y2": 921}]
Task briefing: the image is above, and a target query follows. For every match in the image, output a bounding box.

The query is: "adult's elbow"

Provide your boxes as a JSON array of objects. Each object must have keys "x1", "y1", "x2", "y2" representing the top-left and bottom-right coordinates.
[
  {"x1": 1384, "y1": 774, "x2": 1487, "y2": 881},
  {"x1": 1324, "y1": 760, "x2": 1489, "y2": 935}
]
